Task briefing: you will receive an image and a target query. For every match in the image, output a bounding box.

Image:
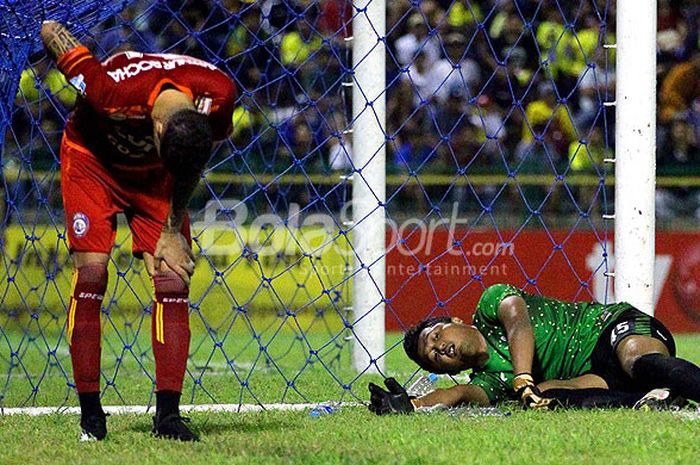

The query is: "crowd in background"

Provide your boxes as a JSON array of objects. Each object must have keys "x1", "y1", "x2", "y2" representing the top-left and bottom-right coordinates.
[{"x1": 6, "y1": 0, "x2": 700, "y2": 221}]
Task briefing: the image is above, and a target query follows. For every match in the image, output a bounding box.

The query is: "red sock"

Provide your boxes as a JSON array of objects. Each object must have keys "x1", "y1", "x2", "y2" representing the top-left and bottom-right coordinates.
[
  {"x1": 152, "y1": 271, "x2": 191, "y2": 393},
  {"x1": 68, "y1": 263, "x2": 108, "y2": 393}
]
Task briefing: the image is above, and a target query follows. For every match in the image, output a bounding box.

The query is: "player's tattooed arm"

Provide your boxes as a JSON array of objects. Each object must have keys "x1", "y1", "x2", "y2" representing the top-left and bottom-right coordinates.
[
  {"x1": 164, "y1": 172, "x2": 201, "y2": 234},
  {"x1": 40, "y1": 21, "x2": 83, "y2": 61}
]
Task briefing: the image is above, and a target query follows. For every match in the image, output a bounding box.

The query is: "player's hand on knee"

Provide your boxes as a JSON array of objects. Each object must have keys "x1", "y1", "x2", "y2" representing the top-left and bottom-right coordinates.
[
  {"x1": 368, "y1": 377, "x2": 415, "y2": 415},
  {"x1": 151, "y1": 230, "x2": 195, "y2": 283},
  {"x1": 513, "y1": 373, "x2": 552, "y2": 410}
]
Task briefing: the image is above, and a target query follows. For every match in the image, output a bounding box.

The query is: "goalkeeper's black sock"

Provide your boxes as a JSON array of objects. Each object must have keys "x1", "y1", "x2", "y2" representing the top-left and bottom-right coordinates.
[
  {"x1": 78, "y1": 391, "x2": 103, "y2": 416},
  {"x1": 542, "y1": 388, "x2": 642, "y2": 409},
  {"x1": 156, "y1": 390, "x2": 181, "y2": 418},
  {"x1": 631, "y1": 354, "x2": 700, "y2": 402}
]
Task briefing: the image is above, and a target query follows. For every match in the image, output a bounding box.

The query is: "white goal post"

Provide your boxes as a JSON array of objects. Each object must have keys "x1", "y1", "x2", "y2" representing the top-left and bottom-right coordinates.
[
  {"x1": 614, "y1": 0, "x2": 658, "y2": 315},
  {"x1": 351, "y1": 0, "x2": 387, "y2": 373}
]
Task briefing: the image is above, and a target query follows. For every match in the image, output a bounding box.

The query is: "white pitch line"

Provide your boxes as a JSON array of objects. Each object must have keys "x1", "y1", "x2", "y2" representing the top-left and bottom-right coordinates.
[{"x1": 0, "y1": 402, "x2": 362, "y2": 416}]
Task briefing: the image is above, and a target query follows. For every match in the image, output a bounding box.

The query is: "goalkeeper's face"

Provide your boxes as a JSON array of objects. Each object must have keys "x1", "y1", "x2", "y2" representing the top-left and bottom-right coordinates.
[{"x1": 416, "y1": 318, "x2": 488, "y2": 374}]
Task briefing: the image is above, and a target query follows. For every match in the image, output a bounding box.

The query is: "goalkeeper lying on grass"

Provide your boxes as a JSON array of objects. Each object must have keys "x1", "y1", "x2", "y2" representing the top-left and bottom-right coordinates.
[{"x1": 369, "y1": 284, "x2": 700, "y2": 413}]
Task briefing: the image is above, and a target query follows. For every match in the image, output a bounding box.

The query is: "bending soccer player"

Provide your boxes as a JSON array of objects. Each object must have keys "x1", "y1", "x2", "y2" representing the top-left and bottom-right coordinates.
[
  {"x1": 41, "y1": 21, "x2": 236, "y2": 440},
  {"x1": 369, "y1": 283, "x2": 700, "y2": 414}
]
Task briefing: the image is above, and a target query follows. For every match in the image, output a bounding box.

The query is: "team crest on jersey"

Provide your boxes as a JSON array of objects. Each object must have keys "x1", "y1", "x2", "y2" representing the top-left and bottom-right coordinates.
[
  {"x1": 72, "y1": 212, "x2": 89, "y2": 238},
  {"x1": 69, "y1": 74, "x2": 86, "y2": 95}
]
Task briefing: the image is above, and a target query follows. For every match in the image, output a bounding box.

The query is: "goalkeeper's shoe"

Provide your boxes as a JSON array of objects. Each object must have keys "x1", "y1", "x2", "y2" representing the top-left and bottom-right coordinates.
[
  {"x1": 633, "y1": 388, "x2": 687, "y2": 411},
  {"x1": 152, "y1": 413, "x2": 200, "y2": 441},
  {"x1": 80, "y1": 411, "x2": 108, "y2": 441}
]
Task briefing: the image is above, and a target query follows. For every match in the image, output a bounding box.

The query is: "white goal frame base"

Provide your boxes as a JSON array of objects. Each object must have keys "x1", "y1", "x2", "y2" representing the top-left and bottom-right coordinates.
[{"x1": 1, "y1": 402, "x2": 360, "y2": 416}]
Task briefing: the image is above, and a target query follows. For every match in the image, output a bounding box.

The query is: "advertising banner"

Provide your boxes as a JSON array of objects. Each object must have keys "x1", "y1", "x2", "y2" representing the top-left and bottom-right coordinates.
[
  {"x1": 386, "y1": 230, "x2": 700, "y2": 333},
  {"x1": 5, "y1": 221, "x2": 700, "y2": 334}
]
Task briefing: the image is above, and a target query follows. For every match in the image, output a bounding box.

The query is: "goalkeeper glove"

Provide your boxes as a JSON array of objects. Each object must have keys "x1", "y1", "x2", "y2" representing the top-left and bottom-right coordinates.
[
  {"x1": 368, "y1": 377, "x2": 415, "y2": 415},
  {"x1": 513, "y1": 373, "x2": 553, "y2": 410}
]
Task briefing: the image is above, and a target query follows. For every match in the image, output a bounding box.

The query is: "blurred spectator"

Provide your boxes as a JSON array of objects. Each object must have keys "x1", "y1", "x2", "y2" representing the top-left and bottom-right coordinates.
[
  {"x1": 260, "y1": 0, "x2": 309, "y2": 35},
  {"x1": 516, "y1": 122, "x2": 568, "y2": 210},
  {"x1": 519, "y1": 82, "x2": 576, "y2": 158},
  {"x1": 577, "y1": 51, "x2": 615, "y2": 129},
  {"x1": 658, "y1": 0, "x2": 684, "y2": 62},
  {"x1": 16, "y1": 65, "x2": 77, "y2": 109},
  {"x1": 223, "y1": 4, "x2": 272, "y2": 91},
  {"x1": 489, "y1": 5, "x2": 537, "y2": 86},
  {"x1": 660, "y1": 113, "x2": 700, "y2": 168},
  {"x1": 435, "y1": 88, "x2": 468, "y2": 137},
  {"x1": 326, "y1": 112, "x2": 352, "y2": 171},
  {"x1": 568, "y1": 127, "x2": 609, "y2": 174},
  {"x1": 567, "y1": 127, "x2": 610, "y2": 213},
  {"x1": 535, "y1": 9, "x2": 566, "y2": 77},
  {"x1": 394, "y1": 115, "x2": 436, "y2": 171},
  {"x1": 394, "y1": 13, "x2": 440, "y2": 67},
  {"x1": 328, "y1": 138, "x2": 352, "y2": 171},
  {"x1": 281, "y1": 16, "x2": 322, "y2": 67},
  {"x1": 403, "y1": 40, "x2": 480, "y2": 105},
  {"x1": 468, "y1": 94, "x2": 506, "y2": 159},
  {"x1": 657, "y1": 113, "x2": 700, "y2": 221},
  {"x1": 659, "y1": 52, "x2": 700, "y2": 124},
  {"x1": 446, "y1": 1, "x2": 483, "y2": 29},
  {"x1": 430, "y1": 32, "x2": 481, "y2": 103},
  {"x1": 317, "y1": 0, "x2": 352, "y2": 39}
]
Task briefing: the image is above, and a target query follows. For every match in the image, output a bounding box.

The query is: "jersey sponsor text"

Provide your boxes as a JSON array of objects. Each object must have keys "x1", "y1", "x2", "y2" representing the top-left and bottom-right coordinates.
[{"x1": 107, "y1": 56, "x2": 218, "y2": 82}]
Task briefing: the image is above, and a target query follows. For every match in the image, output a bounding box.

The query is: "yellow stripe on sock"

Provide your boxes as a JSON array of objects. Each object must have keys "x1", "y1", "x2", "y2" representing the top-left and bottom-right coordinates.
[
  {"x1": 67, "y1": 270, "x2": 79, "y2": 343},
  {"x1": 156, "y1": 302, "x2": 165, "y2": 344},
  {"x1": 67, "y1": 298, "x2": 77, "y2": 343},
  {"x1": 152, "y1": 277, "x2": 165, "y2": 343},
  {"x1": 154, "y1": 302, "x2": 160, "y2": 343}
]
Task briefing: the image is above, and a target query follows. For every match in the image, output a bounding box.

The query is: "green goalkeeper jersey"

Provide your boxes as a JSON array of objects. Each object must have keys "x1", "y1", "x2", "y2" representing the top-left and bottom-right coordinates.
[{"x1": 468, "y1": 283, "x2": 633, "y2": 403}]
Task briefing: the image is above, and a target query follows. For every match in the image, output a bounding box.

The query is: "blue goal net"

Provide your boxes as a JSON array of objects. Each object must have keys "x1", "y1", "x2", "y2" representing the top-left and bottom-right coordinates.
[{"x1": 0, "y1": 0, "x2": 619, "y2": 408}]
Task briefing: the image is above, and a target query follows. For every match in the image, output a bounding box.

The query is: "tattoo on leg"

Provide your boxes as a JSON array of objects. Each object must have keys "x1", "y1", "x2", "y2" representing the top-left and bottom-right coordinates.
[{"x1": 41, "y1": 22, "x2": 82, "y2": 61}]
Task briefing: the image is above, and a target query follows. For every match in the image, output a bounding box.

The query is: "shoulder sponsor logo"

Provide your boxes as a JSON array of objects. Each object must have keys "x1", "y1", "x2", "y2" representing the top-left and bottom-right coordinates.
[
  {"x1": 195, "y1": 96, "x2": 213, "y2": 115},
  {"x1": 69, "y1": 74, "x2": 87, "y2": 95},
  {"x1": 72, "y1": 212, "x2": 89, "y2": 238}
]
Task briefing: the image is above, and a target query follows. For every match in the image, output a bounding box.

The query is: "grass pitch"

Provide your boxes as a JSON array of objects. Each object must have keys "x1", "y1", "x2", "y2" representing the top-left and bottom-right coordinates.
[
  {"x1": 2, "y1": 335, "x2": 700, "y2": 464},
  {"x1": 3, "y1": 408, "x2": 700, "y2": 465}
]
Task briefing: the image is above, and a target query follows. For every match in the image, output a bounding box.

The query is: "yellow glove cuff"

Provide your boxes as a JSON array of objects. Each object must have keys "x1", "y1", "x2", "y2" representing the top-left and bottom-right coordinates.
[{"x1": 512, "y1": 373, "x2": 535, "y2": 392}]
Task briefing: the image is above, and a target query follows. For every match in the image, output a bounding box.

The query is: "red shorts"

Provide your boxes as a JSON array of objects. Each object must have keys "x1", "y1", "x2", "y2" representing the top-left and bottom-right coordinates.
[{"x1": 60, "y1": 136, "x2": 191, "y2": 256}]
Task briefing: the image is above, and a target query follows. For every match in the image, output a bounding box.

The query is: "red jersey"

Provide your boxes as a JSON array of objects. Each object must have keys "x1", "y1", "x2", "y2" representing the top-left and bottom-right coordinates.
[{"x1": 57, "y1": 47, "x2": 236, "y2": 170}]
